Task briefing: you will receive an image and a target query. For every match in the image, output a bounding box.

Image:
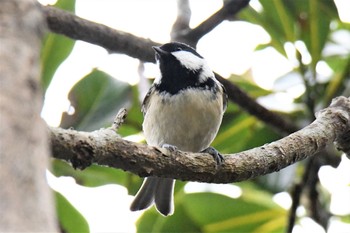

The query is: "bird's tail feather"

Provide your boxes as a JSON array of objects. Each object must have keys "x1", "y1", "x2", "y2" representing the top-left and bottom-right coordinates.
[
  {"x1": 155, "y1": 178, "x2": 175, "y2": 216},
  {"x1": 130, "y1": 177, "x2": 159, "y2": 211},
  {"x1": 130, "y1": 177, "x2": 175, "y2": 216}
]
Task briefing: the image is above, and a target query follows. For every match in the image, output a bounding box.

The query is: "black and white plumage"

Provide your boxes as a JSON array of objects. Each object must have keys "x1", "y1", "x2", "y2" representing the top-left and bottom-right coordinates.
[{"x1": 130, "y1": 42, "x2": 227, "y2": 216}]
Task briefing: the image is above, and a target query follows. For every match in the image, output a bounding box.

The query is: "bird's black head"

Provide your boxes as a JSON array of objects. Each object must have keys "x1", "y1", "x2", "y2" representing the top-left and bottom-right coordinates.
[
  {"x1": 152, "y1": 42, "x2": 214, "y2": 95},
  {"x1": 153, "y1": 42, "x2": 203, "y2": 60}
]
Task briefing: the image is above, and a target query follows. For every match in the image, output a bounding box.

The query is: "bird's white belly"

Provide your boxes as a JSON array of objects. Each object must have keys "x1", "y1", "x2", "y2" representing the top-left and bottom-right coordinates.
[{"x1": 143, "y1": 89, "x2": 223, "y2": 152}]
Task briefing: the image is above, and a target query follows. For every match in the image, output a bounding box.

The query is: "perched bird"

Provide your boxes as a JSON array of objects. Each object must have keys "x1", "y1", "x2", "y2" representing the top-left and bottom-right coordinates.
[{"x1": 130, "y1": 42, "x2": 227, "y2": 216}]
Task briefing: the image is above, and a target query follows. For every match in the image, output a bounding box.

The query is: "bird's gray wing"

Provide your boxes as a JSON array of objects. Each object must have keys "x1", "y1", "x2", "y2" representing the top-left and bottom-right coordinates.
[{"x1": 141, "y1": 85, "x2": 155, "y2": 116}]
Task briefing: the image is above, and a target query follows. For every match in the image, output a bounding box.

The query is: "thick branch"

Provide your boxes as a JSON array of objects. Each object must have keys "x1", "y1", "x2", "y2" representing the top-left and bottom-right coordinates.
[
  {"x1": 41, "y1": 5, "x2": 158, "y2": 62},
  {"x1": 51, "y1": 97, "x2": 350, "y2": 184},
  {"x1": 41, "y1": 5, "x2": 297, "y2": 134}
]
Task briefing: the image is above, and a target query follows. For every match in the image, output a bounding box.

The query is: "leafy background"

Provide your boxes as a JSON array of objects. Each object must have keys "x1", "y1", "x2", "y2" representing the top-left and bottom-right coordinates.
[{"x1": 42, "y1": 0, "x2": 350, "y2": 232}]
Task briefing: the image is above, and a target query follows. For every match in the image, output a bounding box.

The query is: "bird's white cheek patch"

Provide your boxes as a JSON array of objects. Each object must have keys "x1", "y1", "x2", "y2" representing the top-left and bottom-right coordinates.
[
  {"x1": 172, "y1": 51, "x2": 204, "y2": 71},
  {"x1": 172, "y1": 51, "x2": 214, "y2": 83}
]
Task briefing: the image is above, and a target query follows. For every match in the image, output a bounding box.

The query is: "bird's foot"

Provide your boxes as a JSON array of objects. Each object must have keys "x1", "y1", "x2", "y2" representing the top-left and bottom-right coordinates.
[
  {"x1": 201, "y1": 147, "x2": 224, "y2": 167},
  {"x1": 161, "y1": 143, "x2": 178, "y2": 152}
]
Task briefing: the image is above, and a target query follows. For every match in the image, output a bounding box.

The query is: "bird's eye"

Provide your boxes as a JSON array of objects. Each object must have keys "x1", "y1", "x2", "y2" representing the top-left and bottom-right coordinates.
[{"x1": 175, "y1": 47, "x2": 182, "y2": 51}]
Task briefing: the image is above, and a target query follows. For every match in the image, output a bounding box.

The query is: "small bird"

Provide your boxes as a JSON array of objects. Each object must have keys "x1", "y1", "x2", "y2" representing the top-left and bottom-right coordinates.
[{"x1": 130, "y1": 42, "x2": 227, "y2": 216}]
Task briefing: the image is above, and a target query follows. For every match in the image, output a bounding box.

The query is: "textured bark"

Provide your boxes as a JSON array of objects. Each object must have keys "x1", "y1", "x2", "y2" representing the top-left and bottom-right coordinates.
[
  {"x1": 50, "y1": 97, "x2": 350, "y2": 184},
  {"x1": 0, "y1": 1, "x2": 57, "y2": 231},
  {"x1": 41, "y1": 5, "x2": 157, "y2": 63}
]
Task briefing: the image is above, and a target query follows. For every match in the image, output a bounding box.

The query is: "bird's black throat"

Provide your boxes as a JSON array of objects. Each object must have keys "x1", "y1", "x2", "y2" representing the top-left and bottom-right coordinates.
[{"x1": 155, "y1": 57, "x2": 216, "y2": 95}]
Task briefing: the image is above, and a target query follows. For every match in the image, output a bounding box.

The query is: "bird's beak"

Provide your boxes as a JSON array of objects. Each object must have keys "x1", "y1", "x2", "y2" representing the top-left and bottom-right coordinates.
[{"x1": 152, "y1": 46, "x2": 168, "y2": 56}]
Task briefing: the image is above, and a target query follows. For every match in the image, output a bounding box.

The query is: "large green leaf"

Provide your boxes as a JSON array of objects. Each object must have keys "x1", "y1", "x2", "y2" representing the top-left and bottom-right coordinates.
[
  {"x1": 55, "y1": 191, "x2": 89, "y2": 233},
  {"x1": 41, "y1": 0, "x2": 76, "y2": 91},
  {"x1": 136, "y1": 194, "x2": 201, "y2": 233},
  {"x1": 52, "y1": 160, "x2": 124, "y2": 186},
  {"x1": 213, "y1": 110, "x2": 257, "y2": 153},
  {"x1": 60, "y1": 69, "x2": 133, "y2": 131},
  {"x1": 239, "y1": 0, "x2": 339, "y2": 64},
  {"x1": 136, "y1": 191, "x2": 286, "y2": 233},
  {"x1": 184, "y1": 192, "x2": 285, "y2": 233},
  {"x1": 259, "y1": 0, "x2": 296, "y2": 42},
  {"x1": 323, "y1": 55, "x2": 350, "y2": 104},
  {"x1": 213, "y1": 102, "x2": 280, "y2": 154},
  {"x1": 52, "y1": 159, "x2": 144, "y2": 195},
  {"x1": 117, "y1": 85, "x2": 143, "y2": 137},
  {"x1": 239, "y1": 7, "x2": 286, "y2": 56},
  {"x1": 296, "y1": 0, "x2": 338, "y2": 72},
  {"x1": 228, "y1": 73, "x2": 272, "y2": 98}
]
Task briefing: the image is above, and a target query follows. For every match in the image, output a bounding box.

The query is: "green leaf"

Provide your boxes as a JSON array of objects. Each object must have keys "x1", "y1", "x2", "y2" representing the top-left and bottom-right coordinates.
[
  {"x1": 184, "y1": 192, "x2": 286, "y2": 233},
  {"x1": 117, "y1": 85, "x2": 143, "y2": 137},
  {"x1": 54, "y1": 0, "x2": 76, "y2": 11},
  {"x1": 228, "y1": 73, "x2": 272, "y2": 98},
  {"x1": 51, "y1": 159, "x2": 128, "y2": 187},
  {"x1": 282, "y1": 0, "x2": 338, "y2": 72},
  {"x1": 60, "y1": 69, "x2": 133, "y2": 131},
  {"x1": 158, "y1": 204, "x2": 202, "y2": 232},
  {"x1": 259, "y1": 0, "x2": 296, "y2": 42},
  {"x1": 239, "y1": 6, "x2": 287, "y2": 56},
  {"x1": 136, "y1": 209, "x2": 161, "y2": 233},
  {"x1": 135, "y1": 196, "x2": 202, "y2": 233},
  {"x1": 213, "y1": 111, "x2": 257, "y2": 153},
  {"x1": 324, "y1": 55, "x2": 350, "y2": 104},
  {"x1": 55, "y1": 191, "x2": 89, "y2": 233},
  {"x1": 40, "y1": 0, "x2": 76, "y2": 91},
  {"x1": 136, "y1": 190, "x2": 286, "y2": 233},
  {"x1": 239, "y1": 0, "x2": 339, "y2": 63},
  {"x1": 186, "y1": 190, "x2": 286, "y2": 232}
]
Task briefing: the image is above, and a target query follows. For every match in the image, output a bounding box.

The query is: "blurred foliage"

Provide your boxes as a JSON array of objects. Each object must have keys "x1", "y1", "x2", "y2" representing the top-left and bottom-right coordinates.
[
  {"x1": 55, "y1": 191, "x2": 89, "y2": 233},
  {"x1": 41, "y1": 0, "x2": 350, "y2": 232},
  {"x1": 239, "y1": 0, "x2": 350, "y2": 113},
  {"x1": 60, "y1": 69, "x2": 133, "y2": 131},
  {"x1": 41, "y1": 0, "x2": 75, "y2": 91},
  {"x1": 137, "y1": 185, "x2": 286, "y2": 233}
]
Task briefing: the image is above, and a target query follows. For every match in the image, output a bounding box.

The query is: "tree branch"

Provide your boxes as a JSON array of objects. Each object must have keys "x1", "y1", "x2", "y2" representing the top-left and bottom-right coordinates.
[
  {"x1": 171, "y1": 0, "x2": 191, "y2": 42},
  {"x1": 176, "y1": 0, "x2": 250, "y2": 46},
  {"x1": 41, "y1": 5, "x2": 158, "y2": 62},
  {"x1": 50, "y1": 97, "x2": 350, "y2": 183},
  {"x1": 215, "y1": 73, "x2": 299, "y2": 133},
  {"x1": 41, "y1": 5, "x2": 298, "y2": 134}
]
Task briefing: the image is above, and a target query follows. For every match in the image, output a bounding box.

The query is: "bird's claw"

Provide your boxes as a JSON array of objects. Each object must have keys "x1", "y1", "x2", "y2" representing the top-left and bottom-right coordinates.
[
  {"x1": 161, "y1": 143, "x2": 178, "y2": 152},
  {"x1": 201, "y1": 147, "x2": 224, "y2": 167}
]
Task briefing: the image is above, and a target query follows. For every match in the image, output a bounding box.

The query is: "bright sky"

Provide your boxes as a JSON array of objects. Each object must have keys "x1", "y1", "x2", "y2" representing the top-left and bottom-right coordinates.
[{"x1": 40, "y1": 0, "x2": 350, "y2": 232}]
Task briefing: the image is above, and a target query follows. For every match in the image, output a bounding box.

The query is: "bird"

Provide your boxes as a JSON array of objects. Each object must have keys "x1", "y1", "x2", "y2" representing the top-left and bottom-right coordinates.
[{"x1": 130, "y1": 42, "x2": 227, "y2": 216}]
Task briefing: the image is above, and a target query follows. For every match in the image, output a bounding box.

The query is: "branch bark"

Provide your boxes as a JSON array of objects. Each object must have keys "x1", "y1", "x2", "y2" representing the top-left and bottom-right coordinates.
[
  {"x1": 0, "y1": 1, "x2": 57, "y2": 231},
  {"x1": 41, "y1": 4, "x2": 297, "y2": 134},
  {"x1": 174, "y1": 0, "x2": 250, "y2": 46},
  {"x1": 171, "y1": 0, "x2": 191, "y2": 42},
  {"x1": 50, "y1": 97, "x2": 350, "y2": 184},
  {"x1": 41, "y1": 5, "x2": 158, "y2": 62}
]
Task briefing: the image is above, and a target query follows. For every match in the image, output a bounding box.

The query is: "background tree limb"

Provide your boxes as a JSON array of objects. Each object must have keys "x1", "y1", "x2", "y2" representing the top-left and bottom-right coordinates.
[
  {"x1": 50, "y1": 97, "x2": 350, "y2": 184},
  {"x1": 41, "y1": 4, "x2": 298, "y2": 134},
  {"x1": 173, "y1": 0, "x2": 250, "y2": 46}
]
